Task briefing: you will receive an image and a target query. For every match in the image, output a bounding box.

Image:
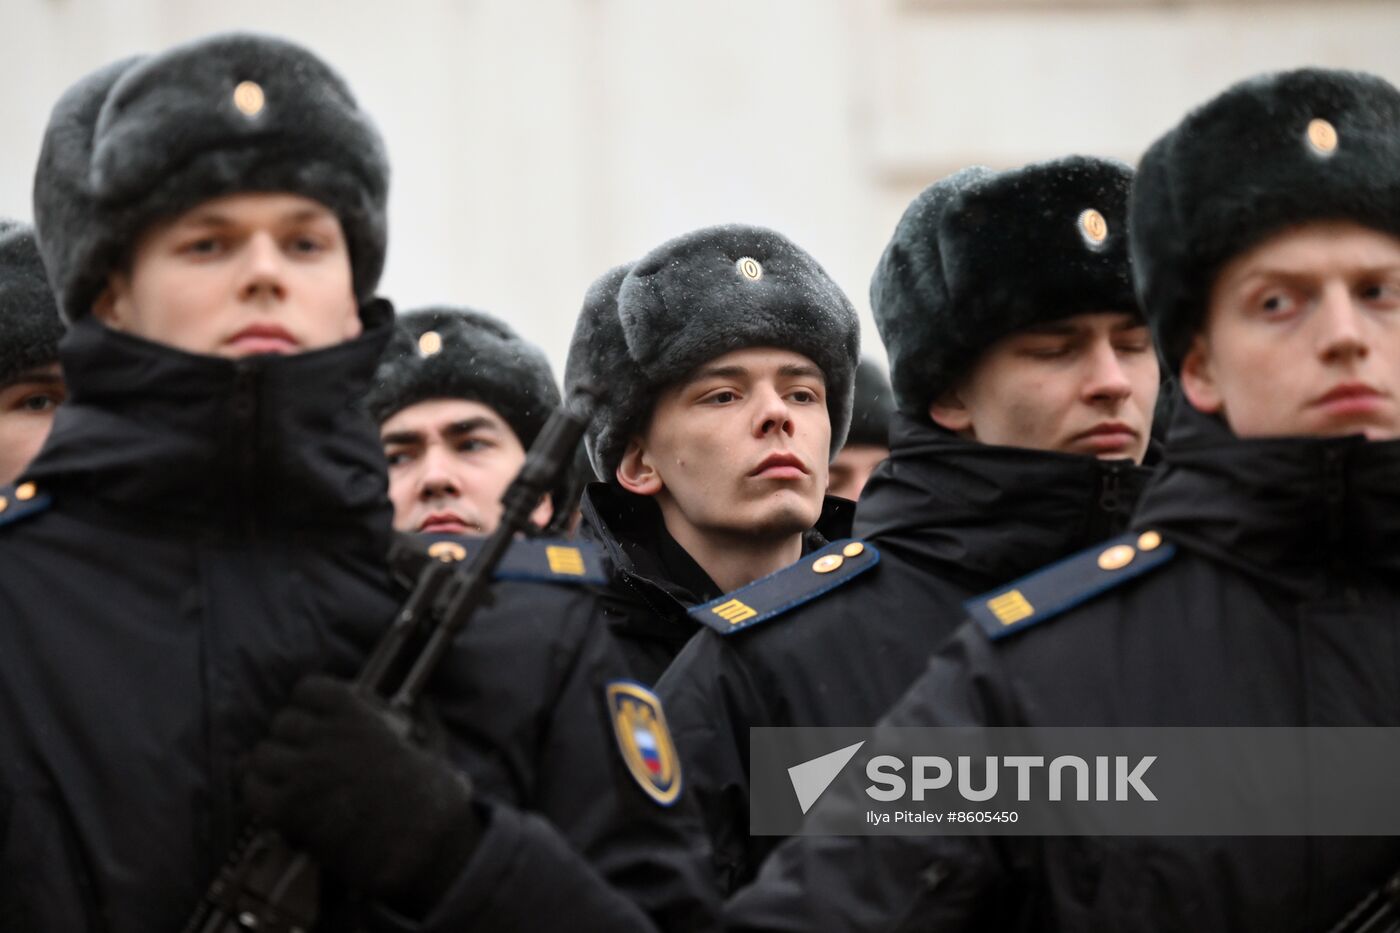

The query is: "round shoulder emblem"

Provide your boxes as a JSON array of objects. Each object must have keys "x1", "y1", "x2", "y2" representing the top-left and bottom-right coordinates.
[{"x1": 606, "y1": 681, "x2": 682, "y2": 806}]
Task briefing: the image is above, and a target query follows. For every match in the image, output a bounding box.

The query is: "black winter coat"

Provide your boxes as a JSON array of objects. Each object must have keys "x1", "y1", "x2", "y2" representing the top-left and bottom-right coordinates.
[
  {"x1": 578, "y1": 484, "x2": 854, "y2": 685},
  {"x1": 408, "y1": 540, "x2": 720, "y2": 933},
  {"x1": 0, "y1": 310, "x2": 401, "y2": 930},
  {"x1": 656, "y1": 414, "x2": 1152, "y2": 895},
  {"x1": 727, "y1": 405, "x2": 1400, "y2": 933},
  {"x1": 0, "y1": 313, "x2": 714, "y2": 933}
]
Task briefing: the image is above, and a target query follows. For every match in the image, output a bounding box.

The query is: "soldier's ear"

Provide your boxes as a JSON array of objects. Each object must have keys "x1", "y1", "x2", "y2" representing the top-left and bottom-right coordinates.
[
  {"x1": 1179, "y1": 334, "x2": 1224, "y2": 415},
  {"x1": 928, "y1": 387, "x2": 973, "y2": 434},
  {"x1": 91, "y1": 275, "x2": 131, "y2": 331},
  {"x1": 615, "y1": 437, "x2": 664, "y2": 497}
]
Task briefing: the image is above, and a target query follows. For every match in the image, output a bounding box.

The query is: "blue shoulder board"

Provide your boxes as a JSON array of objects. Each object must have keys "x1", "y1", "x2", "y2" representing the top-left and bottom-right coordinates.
[
  {"x1": 414, "y1": 533, "x2": 608, "y2": 585},
  {"x1": 688, "y1": 538, "x2": 880, "y2": 636},
  {"x1": 964, "y1": 529, "x2": 1176, "y2": 641},
  {"x1": 0, "y1": 481, "x2": 52, "y2": 529}
]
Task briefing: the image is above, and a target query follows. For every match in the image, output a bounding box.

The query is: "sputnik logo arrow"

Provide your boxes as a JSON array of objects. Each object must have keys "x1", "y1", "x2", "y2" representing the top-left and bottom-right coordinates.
[{"x1": 788, "y1": 741, "x2": 865, "y2": 814}]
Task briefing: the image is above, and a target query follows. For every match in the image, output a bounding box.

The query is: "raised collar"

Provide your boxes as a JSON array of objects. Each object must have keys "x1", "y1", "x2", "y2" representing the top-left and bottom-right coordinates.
[
  {"x1": 853, "y1": 413, "x2": 1153, "y2": 591},
  {"x1": 25, "y1": 301, "x2": 395, "y2": 543}
]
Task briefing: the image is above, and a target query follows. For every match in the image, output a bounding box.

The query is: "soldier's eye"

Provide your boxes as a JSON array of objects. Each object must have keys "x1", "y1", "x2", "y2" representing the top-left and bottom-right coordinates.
[
  {"x1": 1359, "y1": 281, "x2": 1400, "y2": 307},
  {"x1": 182, "y1": 237, "x2": 223, "y2": 256},
  {"x1": 1259, "y1": 291, "x2": 1297, "y2": 315},
  {"x1": 16, "y1": 391, "x2": 63, "y2": 413}
]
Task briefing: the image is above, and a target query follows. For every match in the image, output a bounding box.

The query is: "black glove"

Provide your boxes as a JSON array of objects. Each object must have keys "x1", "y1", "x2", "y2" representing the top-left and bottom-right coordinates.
[{"x1": 242, "y1": 674, "x2": 482, "y2": 914}]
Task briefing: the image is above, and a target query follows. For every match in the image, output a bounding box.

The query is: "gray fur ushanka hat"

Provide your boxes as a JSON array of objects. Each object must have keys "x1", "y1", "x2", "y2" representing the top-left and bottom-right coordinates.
[
  {"x1": 32, "y1": 32, "x2": 389, "y2": 322},
  {"x1": 1130, "y1": 67, "x2": 1400, "y2": 372},
  {"x1": 564, "y1": 225, "x2": 861, "y2": 481},
  {"x1": 0, "y1": 220, "x2": 64, "y2": 384},
  {"x1": 871, "y1": 156, "x2": 1137, "y2": 414},
  {"x1": 365, "y1": 306, "x2": 561, "y2": 450}
]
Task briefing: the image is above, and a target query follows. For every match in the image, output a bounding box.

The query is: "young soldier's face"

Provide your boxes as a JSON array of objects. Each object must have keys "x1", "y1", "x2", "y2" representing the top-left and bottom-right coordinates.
[
  {"x1": 827, "y1": 444, "x2": 888, "y2": 501},
  {"x1": 0, "y1": 363, "x2": 65, "y2": 485},
  {"x1": 94, "y1": 193, "x2": 361, "y2": 358},
  {"x1": 619, "y1": 347, "x2": 830, "y2": 542},
  {"x1": 1183, "y1": 221, "x2": 1400, "y2": 440},
  {"x1": 931, "y1": 312, "x2": 1159, "y2": 462},
  {"x1": 382, "y1": 397, "x2": 549, "y2": 535}
]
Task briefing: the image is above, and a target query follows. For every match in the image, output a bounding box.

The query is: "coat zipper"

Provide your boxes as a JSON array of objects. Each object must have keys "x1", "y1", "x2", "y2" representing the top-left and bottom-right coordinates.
[
  {"x1": 1093, "y1": 461, "x2": 1127, "y2": 540},
  {"x1": 231, "y1": 360, "x2": 260, "y2": 537},
  {"x1": 1321, "y1": 447, "x2": 1347, "y2": 593}
]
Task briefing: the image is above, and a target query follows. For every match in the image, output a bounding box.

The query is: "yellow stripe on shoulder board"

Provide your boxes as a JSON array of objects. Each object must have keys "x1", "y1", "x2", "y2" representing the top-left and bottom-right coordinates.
[
  {"x1": 546, "y1": 545, "x2": 586, "y2": 576},
  {"x1": 412, "y1": 535, "x2": 607, "y2": 584},
  {"x1": 965, "y1": 530, "x2": 1176, "y2": 642},
  {"x1": 712, "y1": 598, "x2": 757, "y2": 625},
  {"x1": 987, "y1": 589, "x2": 1034, "y2": 625},
  {"x1": 688, "y1": 538, "x2": 881, "y2": 636}
]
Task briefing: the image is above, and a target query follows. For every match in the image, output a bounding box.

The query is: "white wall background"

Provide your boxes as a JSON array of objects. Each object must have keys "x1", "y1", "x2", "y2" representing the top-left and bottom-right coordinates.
[{"x1": 4, "y1": 0, "x2": 1400, "y2": 375}]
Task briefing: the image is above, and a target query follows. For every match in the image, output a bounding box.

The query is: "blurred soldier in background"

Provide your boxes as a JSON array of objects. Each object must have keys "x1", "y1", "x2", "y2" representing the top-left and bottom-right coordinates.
[
  {"x1": 0, "y1": 220, "x2": 65, "y2": 486},
  {"x1": 366, "y1": 305, "x2": 558, "y2": 535},
  {"x1": 825, "y1": 357, "x2": 893, "y2": 501}
]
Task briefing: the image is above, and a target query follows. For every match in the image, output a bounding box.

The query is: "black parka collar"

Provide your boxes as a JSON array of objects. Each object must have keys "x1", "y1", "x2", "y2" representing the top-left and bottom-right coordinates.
[
  {"x1": 1132, "y1": 403, "x2": 1400, "y2": 594},
  {"x1": 853, "y1": 413, "x2": 1152, "y2": 592},
  {"x1": 580, "y1": 483, "x2": 719, "y2": 608},
  {"x1": 25, "y1": 300, "x2": 395, "y2": 541},
  {"x1": 579, "y1": 483, "x2": 855, "y2": 614}
]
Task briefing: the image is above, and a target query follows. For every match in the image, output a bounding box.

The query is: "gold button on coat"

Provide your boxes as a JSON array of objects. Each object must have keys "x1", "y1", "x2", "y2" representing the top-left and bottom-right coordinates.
[
  {"x1": 812, "y1": 554, "x2": 844, "y2": 574},
  {"x1": 1137, "y1": 530, "x2": 1162, "y2": 552},
  {"x1": 428, "y1": 541, "x2": 467, "y2": 562},
  {"x1": 1097, "y1": 544, "x2": 1136, "y2": 571},
  {"x1": 15, "y1": 482, "x2": 36, "y2": 501},
  {"x1": 842, "y1": 542, "x2": 865, "y2": 558}
]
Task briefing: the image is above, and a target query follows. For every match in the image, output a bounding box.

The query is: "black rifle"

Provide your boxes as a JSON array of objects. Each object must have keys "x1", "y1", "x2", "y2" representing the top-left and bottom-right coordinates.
[
  {"x1": 1326, "y1": 868, "x2": 1400, "y2": 933},
  {"x1": 183, "y1": 387, "x2": 597, "y2": 933}
]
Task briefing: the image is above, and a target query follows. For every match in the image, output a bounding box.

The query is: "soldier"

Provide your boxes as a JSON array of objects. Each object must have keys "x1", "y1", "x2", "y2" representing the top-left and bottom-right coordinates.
[
  {"x1": 655, "y1": 156, "x2": 1161, "y2": 894},
  {"x1": 0, "y1": 220, "x2": 65, "y2": 485},
  {"x1": 0, "y1": 33, "x2": 400, "y2": 928},
  {"x1": 365, "y1": 306, "x2": 559, "y2": 535},
  {"x1": 565, "y1": 226, "x2": 861, "y2": 682},
  {"x1": 826, "y1": 358, "x2": 893, "y2": 500},
  {"x1": 0, "y1": 33, "x2": 707, "y2": 932},
  {"x1": 727, "y1": 67, "x2": 1400, "y2": 932},
  {"x1": 250, "y1": 230, "x2": 860, "y2": 928}
]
